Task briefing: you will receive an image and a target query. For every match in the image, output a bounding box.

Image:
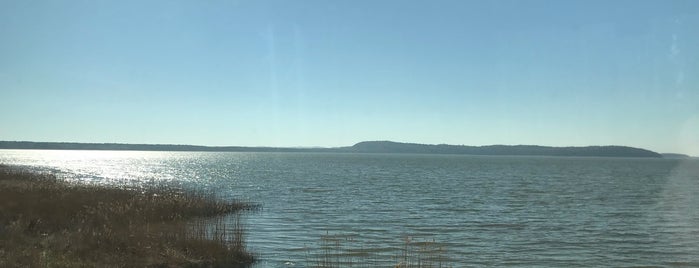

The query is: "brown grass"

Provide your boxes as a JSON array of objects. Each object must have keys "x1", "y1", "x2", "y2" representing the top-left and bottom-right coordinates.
[{"x1": 0, "y1": 164, "x2": 258, "y2": 267}]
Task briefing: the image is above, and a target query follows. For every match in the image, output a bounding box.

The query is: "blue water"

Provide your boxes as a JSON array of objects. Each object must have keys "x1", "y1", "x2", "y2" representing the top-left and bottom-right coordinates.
[{"x1": 2, "y1": 150, "x2": 698, "y2": 267}]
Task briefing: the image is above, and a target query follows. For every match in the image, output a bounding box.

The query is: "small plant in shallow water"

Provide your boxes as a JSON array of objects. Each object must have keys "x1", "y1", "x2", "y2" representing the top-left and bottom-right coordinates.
[{"x1": 305, "y1": 232, "x2": 452, "y2": 268}]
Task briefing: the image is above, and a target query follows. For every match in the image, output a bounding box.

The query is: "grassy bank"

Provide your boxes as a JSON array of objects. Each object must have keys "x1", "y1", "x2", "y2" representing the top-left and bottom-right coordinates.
[{"x1": 0, "y1": 164, "x2": 257, "y2": 267}]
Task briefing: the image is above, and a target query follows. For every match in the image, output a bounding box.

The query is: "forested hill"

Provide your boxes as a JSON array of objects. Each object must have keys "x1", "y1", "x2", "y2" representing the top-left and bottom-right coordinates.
[
  {"x1": 0, "y1": 140, "x2": 663, "y2": 158},
  {"x1": 348, "y1": 141, "x2": 662, "y2": 158}
]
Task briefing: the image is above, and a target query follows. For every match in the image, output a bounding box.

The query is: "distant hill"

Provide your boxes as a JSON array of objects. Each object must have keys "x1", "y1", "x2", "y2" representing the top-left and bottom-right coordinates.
[
  {"x1": 347, "y1": 141, "x2": 662, "y2": 158},
  {"x1": 0, "y1": 140, "x2": 663, "y2": 158}
]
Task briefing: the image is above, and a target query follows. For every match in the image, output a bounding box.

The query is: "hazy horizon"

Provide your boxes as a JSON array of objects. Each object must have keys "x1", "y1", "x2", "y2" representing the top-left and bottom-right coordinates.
[
  {"x1": 2, "y1": 1, "x2": 698, "y2": 155},
  {"x1": 0, "y1": 139, "x2": 688, "y2": 155}
]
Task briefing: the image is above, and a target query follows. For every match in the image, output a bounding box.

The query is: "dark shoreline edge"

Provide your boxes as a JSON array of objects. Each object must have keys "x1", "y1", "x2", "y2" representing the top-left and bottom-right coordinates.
[{"x1": 1, "y1": 140, "x2": 663, "y2": 158}]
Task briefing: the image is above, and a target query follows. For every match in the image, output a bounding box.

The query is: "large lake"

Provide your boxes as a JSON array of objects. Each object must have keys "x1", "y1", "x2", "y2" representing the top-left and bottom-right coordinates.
[{"x1": 2, "y1": 150, "x2": 698, "y2": 267}]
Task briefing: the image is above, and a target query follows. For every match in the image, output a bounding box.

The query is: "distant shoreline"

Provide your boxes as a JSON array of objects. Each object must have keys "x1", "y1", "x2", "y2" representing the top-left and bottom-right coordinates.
[{"x1": 0, "y1": 140, "x2": 667, "y2": 158}]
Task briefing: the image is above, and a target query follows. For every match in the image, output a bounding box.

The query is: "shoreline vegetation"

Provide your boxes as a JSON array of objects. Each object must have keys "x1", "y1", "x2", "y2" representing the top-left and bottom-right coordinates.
[
  {"x1": 0, "y1": 164, "x2": 455, "y2": 268},
  {"x1": 0, "y1": 140, "x2": 664, "y2": 158},
  {"x1": 0, "y1": 164, "x2": 257, "y2": 267}
]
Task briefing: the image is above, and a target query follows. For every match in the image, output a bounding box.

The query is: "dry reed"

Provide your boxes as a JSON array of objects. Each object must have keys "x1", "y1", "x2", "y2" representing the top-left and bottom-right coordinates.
[
  {"x1": 0, "y1": 164, "x2": 257, "y2": 267},
  {"x1": 305, "y1": 232, "x2": 452, "y2": 268}
]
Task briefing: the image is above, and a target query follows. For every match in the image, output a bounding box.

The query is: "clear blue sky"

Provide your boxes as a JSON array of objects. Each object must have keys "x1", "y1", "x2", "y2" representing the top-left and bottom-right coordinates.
[{"x1": 1, "y1": 0, "x2": 698, "y2": 155}]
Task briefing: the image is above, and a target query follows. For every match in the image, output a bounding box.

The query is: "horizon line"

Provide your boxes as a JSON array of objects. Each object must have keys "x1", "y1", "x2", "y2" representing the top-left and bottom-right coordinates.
[{"x1": 0, "y1": 139, "x2": 682, "y2": 153}]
